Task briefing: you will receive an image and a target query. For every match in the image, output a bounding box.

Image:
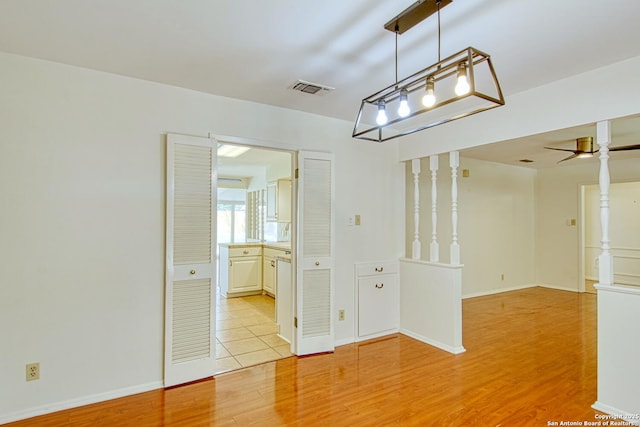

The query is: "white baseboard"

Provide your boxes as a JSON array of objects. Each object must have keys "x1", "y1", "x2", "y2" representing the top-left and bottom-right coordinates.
[
  {"x1": 355, "y1": 328, "x2": 400, "y2": 343},
  {"x1": 0, "y1": 381, "x2": 163, "y2": 425},
  {"x1": 400, "y1": 329, "x2": 466, "y2": 354},
  {"x1": 538, "y1": 283, "x2": 580, "y2": 293},
  {"x1": 334, "y1": 336, "x2": 355, "y2": 347},
  {"x1": 462, "y1": 284, "x2": 537, "y2": 299},
  {"x1": 592, "y1": 401, "x2": 640, "y2": 426}
]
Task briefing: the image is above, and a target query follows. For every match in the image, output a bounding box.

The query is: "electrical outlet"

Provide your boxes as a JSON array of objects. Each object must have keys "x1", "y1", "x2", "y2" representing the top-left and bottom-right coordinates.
[
  {"x1": 338, "y1": 309, "x2": 345, "y2": 321},
  {"x1": 26, "y1": 363, "x2": 39, "y2": 381}
]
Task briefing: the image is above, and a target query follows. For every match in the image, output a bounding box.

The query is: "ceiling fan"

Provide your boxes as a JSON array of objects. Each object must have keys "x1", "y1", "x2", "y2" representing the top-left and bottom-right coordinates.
[{"x1": 544, "y1": 137, "x2": 640, "y2": 163}]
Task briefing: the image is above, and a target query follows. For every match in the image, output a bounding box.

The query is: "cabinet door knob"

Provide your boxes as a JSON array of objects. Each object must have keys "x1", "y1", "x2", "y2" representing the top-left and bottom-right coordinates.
[
  {"x1": 190, "y1": 269, "x2": 196, "y2": 275},
  {"x1": 375, "y1": 283, "x2": 384, "y2": 289},
  {"x1": 375, "y1": 267, "x2": 384, "y2": 272},
  {"x1": 315, "y1": 261, "x2": 320, "y2": 266}
]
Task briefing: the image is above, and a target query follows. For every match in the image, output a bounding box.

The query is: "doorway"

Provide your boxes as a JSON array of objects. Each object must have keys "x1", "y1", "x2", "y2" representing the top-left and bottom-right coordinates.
[
  {"x1": 581, "y1": 181, "x2": 640, "y2": 293},
  {"x1": 215, "y1": 143, "x2": 295, "y2": 373}
]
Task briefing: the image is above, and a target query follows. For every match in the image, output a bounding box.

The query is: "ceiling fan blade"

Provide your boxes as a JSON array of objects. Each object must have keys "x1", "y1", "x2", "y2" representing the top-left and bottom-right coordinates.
[
  {"x1": 544, "y1": 147, "x2": 578, "y2": 153},
  {"x1": 609, "y1": 144, "x2": 640, "y2": 151},
  {"x1": 558, "y1": 153, "x2": 579, "y2": 163}
]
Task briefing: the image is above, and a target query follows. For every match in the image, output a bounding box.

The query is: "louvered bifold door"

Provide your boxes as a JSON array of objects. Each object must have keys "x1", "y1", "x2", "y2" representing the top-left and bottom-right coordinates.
[
  {"x1": 296, "y1": 151, "x2": 335, "y2": 355},
  {"x1": 164, "y1": 133, "x2": 216, "y2": 387}
]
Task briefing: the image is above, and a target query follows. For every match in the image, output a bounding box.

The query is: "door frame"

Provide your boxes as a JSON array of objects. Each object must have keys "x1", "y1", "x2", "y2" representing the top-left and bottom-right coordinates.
[{"x1": 214, "y1": 134, "x2": 299, "y2": 355}]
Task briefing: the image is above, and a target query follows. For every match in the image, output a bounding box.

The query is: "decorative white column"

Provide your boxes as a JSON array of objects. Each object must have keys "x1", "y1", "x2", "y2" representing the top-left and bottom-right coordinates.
[
  {"x1": 597, "y1": 121, "x2": 614, "y2": 285},
  {"x1": 411, "y1": 159, "x2": 421, "y2": 260},
  {"x1": 430, "y1": 155, "x2": 439, "y2": 262},
  {"x1": 450, "y1": 151, "x2": 460, "y2": 264}
]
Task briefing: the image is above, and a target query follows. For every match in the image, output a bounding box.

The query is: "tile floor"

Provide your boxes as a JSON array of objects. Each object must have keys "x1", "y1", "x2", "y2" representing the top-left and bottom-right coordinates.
[{"x1": 215, "y1": 293, "x2": 292, "y2": 374}]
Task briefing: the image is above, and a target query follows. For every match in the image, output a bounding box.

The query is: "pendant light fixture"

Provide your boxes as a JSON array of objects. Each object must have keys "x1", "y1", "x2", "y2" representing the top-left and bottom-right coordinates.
[{"x1": 352, "y1": 0, "x2": 505, "y2": 143}]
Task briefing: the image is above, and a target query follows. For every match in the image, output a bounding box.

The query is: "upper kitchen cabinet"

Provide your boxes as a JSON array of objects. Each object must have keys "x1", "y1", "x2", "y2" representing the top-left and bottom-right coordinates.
[{"x1": 266, "y1": 178, "x2": 292, "y2": 223}]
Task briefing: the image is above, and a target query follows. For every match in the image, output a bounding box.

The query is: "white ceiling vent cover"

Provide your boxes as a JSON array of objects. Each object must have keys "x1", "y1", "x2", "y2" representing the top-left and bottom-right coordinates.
[{"x1": 291, "y1": 80, "x2": 334, "y2": 96}]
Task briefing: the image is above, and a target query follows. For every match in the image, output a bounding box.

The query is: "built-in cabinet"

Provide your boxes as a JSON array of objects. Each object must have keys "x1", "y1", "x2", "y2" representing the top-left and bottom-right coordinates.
[
  {"x1": 219, "y1": 243, "x2": 291, "y2": 298},
  {"x1": 356, "y1": 261, "x2": 400, "y2": 340},
  {"x1": 266, "y1": 179, "x2": 291, "y2": 223}
]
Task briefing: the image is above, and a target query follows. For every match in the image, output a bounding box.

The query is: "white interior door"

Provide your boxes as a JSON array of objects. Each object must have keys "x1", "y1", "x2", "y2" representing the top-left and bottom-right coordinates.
[
  {"x1": 295, "y1": 151, "x2": 335, "y2": 355},
  {"x1": 164, "y1": 133, "x2": 217, "y2": 387}
]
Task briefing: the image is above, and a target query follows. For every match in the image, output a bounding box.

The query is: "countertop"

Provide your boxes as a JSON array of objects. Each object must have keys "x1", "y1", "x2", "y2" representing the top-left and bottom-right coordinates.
[{"x1": 218, "y1": 241, "x2": 291, "y2": 251}]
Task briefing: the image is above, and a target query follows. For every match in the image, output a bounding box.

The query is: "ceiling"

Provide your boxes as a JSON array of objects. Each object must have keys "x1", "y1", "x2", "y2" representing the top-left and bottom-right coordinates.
[{"x1": 2, "y1": 0, "x2": 640, "y2": 168}]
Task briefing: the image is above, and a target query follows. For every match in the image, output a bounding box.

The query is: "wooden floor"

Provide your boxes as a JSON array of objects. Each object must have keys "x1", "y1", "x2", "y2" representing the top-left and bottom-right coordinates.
[{"x1": 7, "y1": 287, "x2": 603, "y2": 426}]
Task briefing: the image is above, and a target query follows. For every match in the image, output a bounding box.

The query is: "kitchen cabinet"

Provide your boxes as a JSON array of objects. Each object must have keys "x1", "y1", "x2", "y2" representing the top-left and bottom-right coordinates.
[
  {"x1": 356, "y1": 261, "x2": 399, "y2": 339},
  {"x1": 219, "y1": 245, "x2": 263, "y2": 298},
  {"x1": 276, "y1": 179, "x2": 292, "y2": 223},
  {"x1": 219, "y1": 243, "x2": 291, "y2": 298},
  {"x1": 262, "y1": 246, "x2": 292, "y2": 297},
  {"x1": 266, "y1": 179, "x2": 291, "y2": 223},
  {"x1": 262, "y1": 250, "x2": 276, "y2": 296}
]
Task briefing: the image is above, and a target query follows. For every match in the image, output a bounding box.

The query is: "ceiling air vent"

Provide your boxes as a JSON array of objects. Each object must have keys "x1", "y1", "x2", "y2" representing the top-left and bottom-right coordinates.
[{"x1": 291, "y1": 80, "x2": 334, "y2": 96}]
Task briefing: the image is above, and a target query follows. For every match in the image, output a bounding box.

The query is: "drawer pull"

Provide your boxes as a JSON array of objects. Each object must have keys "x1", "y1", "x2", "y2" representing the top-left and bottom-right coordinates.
[
  {"x1": 375, "y1": 283, "x2": 384, "y2": 289},
  {"x1": 315, "y1": 261, "x2": 320, "y2": 266},
  {"x1": 375, "y1": 267, "x2": 384, "y2": 272},
  {"x1": 190, "y1": 269, "x2": 196, "y2": 275},
  {"x1": 243, "y1": 250, "x2": 249, "y2": 255}
]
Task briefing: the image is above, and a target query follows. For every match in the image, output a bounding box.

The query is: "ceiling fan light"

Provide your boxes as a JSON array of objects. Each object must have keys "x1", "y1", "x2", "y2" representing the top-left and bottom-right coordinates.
[
  {"x1": 577, "y1": 152, "x2": 593, "y2": 159},
  {"x1": 422, "y1": 75, "x2": 436, "y2": 107}
]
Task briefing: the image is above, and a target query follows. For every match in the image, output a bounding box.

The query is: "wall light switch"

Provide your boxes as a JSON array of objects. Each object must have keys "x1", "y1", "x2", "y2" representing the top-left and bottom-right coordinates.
[{"x1": 354, "y1": 214, "x2": 361, "y2": 226}]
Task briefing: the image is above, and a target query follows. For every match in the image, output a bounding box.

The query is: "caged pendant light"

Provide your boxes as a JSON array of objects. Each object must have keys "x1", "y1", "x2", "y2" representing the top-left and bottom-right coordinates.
[{"x1": 352, "y1": 0, "x2": 505, "y2": 143}]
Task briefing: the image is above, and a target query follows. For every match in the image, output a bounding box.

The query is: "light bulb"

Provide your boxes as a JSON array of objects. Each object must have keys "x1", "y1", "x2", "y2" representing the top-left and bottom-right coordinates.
[
  {"x1": 376, "y1": 100, "x2": 388, "y2": 126},
  {"x1": 398, "y1": 89, "x2": 410, "y2": 118},
  {"x1": 455, "y1": 63, "x2": 470, "y2": 96},
  {"x1": 422, "y1": 76, "x2": 436, "y2": 107}
]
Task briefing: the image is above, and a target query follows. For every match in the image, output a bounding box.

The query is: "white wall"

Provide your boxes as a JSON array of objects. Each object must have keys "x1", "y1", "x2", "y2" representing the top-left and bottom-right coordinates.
[
  {"x1": 584, "y1": 182, "x2": 640, "y2": 286},
  {"x1": 0, "y1": 52, "x2": 404, "y2": 421},
  {"x1": 405, "y1": 157, "x2": 536, "y2": 297},
  {"x1": 535, "y1": 158, "x2": 640, "y2": 290}
]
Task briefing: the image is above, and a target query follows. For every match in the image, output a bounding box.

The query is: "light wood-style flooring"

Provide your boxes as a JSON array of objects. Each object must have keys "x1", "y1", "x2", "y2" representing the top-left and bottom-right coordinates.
[{"x1": 6, "y1": 287, "x2": 604, "y2": 426}]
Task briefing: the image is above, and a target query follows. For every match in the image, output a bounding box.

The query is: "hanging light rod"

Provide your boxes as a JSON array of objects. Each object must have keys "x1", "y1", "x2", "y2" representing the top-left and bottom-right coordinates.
[
  {"x1": 353, "y1": 0, "x2": 505, "y2": 143},
  {"x1": 384, "y1": 0, "x2": 452, "y2": 34}
]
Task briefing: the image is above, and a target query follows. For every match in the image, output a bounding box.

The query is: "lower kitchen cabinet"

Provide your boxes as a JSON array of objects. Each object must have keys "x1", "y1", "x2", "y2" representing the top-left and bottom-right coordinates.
[
  {"x1": 219, "y1": 244, "x2": 291, "y2": 298},
  {"x1": 262, "y1": 253, "x2": 276, "y2": 296},
  {"x1": 219, "y1": 245, "x2": 263, "y2": 298}
]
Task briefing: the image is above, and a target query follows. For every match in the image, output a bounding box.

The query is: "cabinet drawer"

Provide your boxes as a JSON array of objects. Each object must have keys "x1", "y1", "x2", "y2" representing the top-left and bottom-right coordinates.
[
  {"x1": 264, "y1": 246, "x2": 291, "y2": 259},
  {"x1": 229, "y1": 246, "x2": 262, "y2": 257},
  {"x1": 356, "y1": 261, "x2": 399, "y2": 277}
]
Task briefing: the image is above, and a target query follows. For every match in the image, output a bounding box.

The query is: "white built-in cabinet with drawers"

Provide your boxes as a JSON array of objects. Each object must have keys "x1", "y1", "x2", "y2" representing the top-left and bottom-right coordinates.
[{"x1": 355, "y1": 261, "x2": 400, "y2": 340}]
